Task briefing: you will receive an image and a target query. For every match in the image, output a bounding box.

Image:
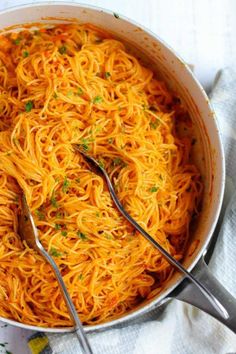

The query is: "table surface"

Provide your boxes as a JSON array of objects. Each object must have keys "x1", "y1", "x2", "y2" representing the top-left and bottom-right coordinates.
[{"x1": 0, "y1": 1, "x2": 236, "y2": 353}]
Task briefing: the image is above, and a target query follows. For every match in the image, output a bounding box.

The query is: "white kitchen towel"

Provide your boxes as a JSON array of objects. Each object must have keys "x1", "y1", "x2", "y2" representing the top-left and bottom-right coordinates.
[{"x1": 27, "y1": 68, "x2": 236, "y2": 354}]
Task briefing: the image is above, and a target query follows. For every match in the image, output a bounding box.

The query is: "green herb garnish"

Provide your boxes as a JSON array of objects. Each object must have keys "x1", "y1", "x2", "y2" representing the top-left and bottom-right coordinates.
[
  {"x1": 113, "y1": 13, "x2": 120, "y2": 19},
  {"x1": 50, "y1": 191, "x2": 58, "y2": 208},
  {"x1": 62, "y1": 177, "x2": 70, "y2": 193},
  {"x1": 23, "y1": 51, "x2": 29, "y2": 58},
  {"x1": 113, "y1": 157, "x2": 122, "y2": 166},
  {"x1": 61, "y1": 230, "x2": 67, "y2": 237},
  {"x1": 142, "y1": 104, "x2": 148, "y2": 111},
  {"x1": 105, "y1": 233, "x2": 113, "y2": 240},
  {"x1": 104, "y1": 71, "x2": 111, "y2": 79},
  {"x1": 25, "y1": 101, "x2": 34, "y2": 112},
  {"x1": 55, "y1": 223, "x2": 62, "y2": 230},
  {"x1": 67, "y1": 90, "x2": 73, "y2": 97},
  {"x1": 78, "y1": 274, "x2": 83, "y2": 280},
  {"x1": 50, "y1": 247, "x2": 62, "y2": 257},
  {"x1": 98, "y1": 160, "x2": 105, "y2": 169},
  {"x1": 35, "y1": 209, "x2": 45, "y2": 220},
  {"x1": 150, "y1": 186, "x2": 158, "y2": 193},
  {"x1": 14, "y1": 38, "x2": 21, "y2": 45},
  {"x1": 108, "y1": 138, "x2": 114, "y2": 144},
  {"x1": 80, "y1": 137, "x2": 94, "y2": 152},
  {"x1": 150, "y1": 119, "x2": 159, "y2": 130},
  {"x1": 59, "y1": 45, "x2": 67, "y2": 54},
  {"x1": 92, "y1": 96, "x2": 103, "y2": 104},
  {"x1": 77, "y1": 231, "x2": 87, "y2": 240},
  {"x1": 53, "y1": 92, "x2": 58, "y2": 99},
  {"x1": 76, "y1": 178, "x2": 80, "y2": 184},
  {"x1": 80, "y1": 138, "x2": 89, "y2": 151},
  {"x1": 77, "y1": 87, "x2": 83, "y2": 96}
]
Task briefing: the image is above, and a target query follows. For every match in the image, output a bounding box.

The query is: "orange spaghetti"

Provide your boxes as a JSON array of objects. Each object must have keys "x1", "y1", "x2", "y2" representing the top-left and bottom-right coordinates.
[{"x1": 0, "y1": 23, "x2": 202, "y2": 327}]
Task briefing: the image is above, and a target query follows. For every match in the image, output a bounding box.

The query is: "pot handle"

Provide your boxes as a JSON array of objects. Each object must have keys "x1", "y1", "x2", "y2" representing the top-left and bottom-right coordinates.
[{"x1": 170, "y1": 258, "x2": 236, "y2": 334}]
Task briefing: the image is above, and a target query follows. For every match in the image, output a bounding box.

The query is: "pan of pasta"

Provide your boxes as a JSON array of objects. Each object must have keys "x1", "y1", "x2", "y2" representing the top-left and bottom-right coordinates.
[{"x1": 1, "y1": 2, "x2": 235, "y2": 334}]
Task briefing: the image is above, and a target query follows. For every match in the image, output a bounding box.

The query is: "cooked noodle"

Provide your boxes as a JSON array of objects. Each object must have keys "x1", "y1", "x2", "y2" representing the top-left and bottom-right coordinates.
[{"x1": 0, "y1": 24, "x2": 202, "y2": 327}]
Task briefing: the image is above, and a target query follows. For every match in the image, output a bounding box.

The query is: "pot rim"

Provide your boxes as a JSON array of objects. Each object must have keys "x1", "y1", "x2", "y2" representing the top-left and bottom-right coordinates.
[{"x1": 0, "y1": 1, "x2": 226, "y2": 333}]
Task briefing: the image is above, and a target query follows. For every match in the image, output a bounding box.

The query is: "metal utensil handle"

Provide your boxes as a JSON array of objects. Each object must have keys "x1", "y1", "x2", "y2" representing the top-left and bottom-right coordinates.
[
  {"x1": 38, "y1": 247, "x2": 93, "y2": 354},
  {"x1": 105, "y1": 177, "x2": 229, "y2": 321},
  {"x1": 20, "y1": 193, "x2": 93, "y2": 353},
  {"x1": 171, "y1": 258, "x2": 236, "y2": 334}
]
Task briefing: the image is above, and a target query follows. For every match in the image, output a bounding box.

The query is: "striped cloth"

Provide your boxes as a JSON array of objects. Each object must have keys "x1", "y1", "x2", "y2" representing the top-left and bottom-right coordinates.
[{"x1": 28, "y1": 68, "x2": 236, "y2": 354}]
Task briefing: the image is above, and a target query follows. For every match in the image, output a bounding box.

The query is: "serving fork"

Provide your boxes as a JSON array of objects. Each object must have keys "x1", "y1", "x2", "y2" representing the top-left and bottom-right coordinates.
[
  {"x1": 74, "y1": 145, "x2": 229, "y2": 321},
  {"x1": 18, "y1": 193, "x2": 93, "y2": 354}
]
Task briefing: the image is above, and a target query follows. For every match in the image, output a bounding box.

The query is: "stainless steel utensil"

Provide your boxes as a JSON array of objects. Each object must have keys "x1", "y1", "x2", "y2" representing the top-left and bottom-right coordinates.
[
  {"x1": 74, "y1": 146, "x2": 229, "y2": 321},
  {"x1": 18, "y1": 193, "x2": 93, "y2": 354}
]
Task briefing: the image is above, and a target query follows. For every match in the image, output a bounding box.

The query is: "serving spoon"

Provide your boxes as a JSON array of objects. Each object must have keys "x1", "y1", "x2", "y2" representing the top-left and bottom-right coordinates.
[
  {"x1": 18, "y1": 193, "x2": 93, "y2": 354},
  {"x1": 74, "y1": 145, "x2": 229, "y2": 321}
]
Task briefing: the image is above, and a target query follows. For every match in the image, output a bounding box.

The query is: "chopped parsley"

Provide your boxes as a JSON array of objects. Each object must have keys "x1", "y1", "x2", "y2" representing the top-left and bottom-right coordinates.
[
  {"x1": 79, "y1": 137, "x2": 94, "y2": 152},
  {"x1": 105, "y1": 233, "x2": 113, "y2": 240},
  {"x1": 150, "y1": 186, "x2": 158, "y2": 193},
  {"x1": 104, "y1": 71, "x2": 111, "y2": 79},
  {"x1": 53, "y1": 92, "x2": 58, "y2": 99},
  {"x1": 23, "y1": 51, "x2": 29, "y2": 58},
  {"x1": 35, "y1": 209, "x2": 45, "y2": 220},
  {"x1": 98, "y1": 160, "x2": 105, "y2": 169},
  {"x1": 62, "y1": 177, "x2": 70, "y2": 193},
  {"x1": 77, "y1": 87, "x2": 83, "y2": 96},
  {"x1": 78, "y1": 274, "x2": 83, "y2": 280},
  {"x1": 25, "y1": 100, "x2": 34, "y2": 112},
  {"x1": 113, "y1": 157, "x2": 122, "y2": 166},
  {"x1": 59, "y1": 45, "x2": 67, "y2": 54},
  {"x1": 61, "y1": 230, "x2": 67, "y2": 237},
  {"x1": 113, "y1": 13, "x2": 120, "y2": 19},
  {"x1": 14, "y1": 38, "x2": 21, "y2": 45},
  {"x1": 50, "y1": 190, "x2": 58, "y2": 208},
  {"x1": 150, "y1": 119, "x2": 159, "y2": 130},
  {"x1": 50, "y1": 247, "x2": 62, "y2": 257},
  {"x1": 55, "y1": 223, "x2": 62, "y2": 230},
  {"x1": 92, "y1": 96, "x2": 103, "y2": 104},
  {"x1": 142, "y1": 104, "x2": 148, "y2": 111},
  {"x1": 77, "y1": 231, "x2": 87, "y2": 240},
  {"x1": 108, "y1": 137, "x2": 114, "y2": 144},
  {"x1": 67, "y1": 90, "x2": 73, "y2": 97},
  {"x1": 80, "y1": 138, "x2": 89, "y2": 151}
]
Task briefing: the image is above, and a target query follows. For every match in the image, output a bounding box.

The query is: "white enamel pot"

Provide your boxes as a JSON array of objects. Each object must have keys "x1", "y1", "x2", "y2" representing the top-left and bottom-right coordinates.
[{"x1": 0, "y1": 1, "x2": 235, "y2": 335}]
